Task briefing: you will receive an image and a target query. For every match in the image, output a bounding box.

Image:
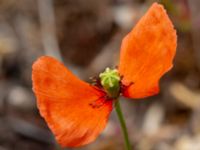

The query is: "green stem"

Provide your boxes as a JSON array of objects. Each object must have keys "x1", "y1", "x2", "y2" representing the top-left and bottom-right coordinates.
[{"x1": 115, "y1": 100, "x2": 132, "y2": 150}]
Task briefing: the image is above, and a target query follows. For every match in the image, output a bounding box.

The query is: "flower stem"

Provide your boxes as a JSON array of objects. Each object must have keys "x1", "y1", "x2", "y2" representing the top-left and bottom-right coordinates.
[{"x1": 115, "y1": 100, "x2": 132, "y2": 150}]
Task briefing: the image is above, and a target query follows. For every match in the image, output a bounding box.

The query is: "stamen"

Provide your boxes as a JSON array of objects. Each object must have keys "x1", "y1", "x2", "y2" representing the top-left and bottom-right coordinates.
[
  {"x1": 120, "y1": 81, "x2": 134, "y2": 93},
  {"x1": 89, "y1": 95, "x2": 113, "y2": 109},
  {"x1": 89, "y1": 96, "x2": 106, "y2": 109}
]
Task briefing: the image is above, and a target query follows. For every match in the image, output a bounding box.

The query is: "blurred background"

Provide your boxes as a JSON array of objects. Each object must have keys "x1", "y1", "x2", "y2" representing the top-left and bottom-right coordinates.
[{"x1": 0, "y1": 0, "x2": 200, "y2": 149}]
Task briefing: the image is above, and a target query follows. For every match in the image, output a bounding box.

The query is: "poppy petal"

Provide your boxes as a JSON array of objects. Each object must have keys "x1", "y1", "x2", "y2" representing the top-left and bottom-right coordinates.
[
  {"x1": 32, "y1": 56, "x2": 113, "y2": 147},
  {"x1": 119, "y1": 3, "x2": 177, "y2": 98}
]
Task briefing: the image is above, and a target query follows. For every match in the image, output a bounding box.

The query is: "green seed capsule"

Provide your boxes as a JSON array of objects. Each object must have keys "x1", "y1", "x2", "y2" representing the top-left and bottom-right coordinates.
[{"x1": 99, "y1": 68, "x2": 120, "y2": 98}]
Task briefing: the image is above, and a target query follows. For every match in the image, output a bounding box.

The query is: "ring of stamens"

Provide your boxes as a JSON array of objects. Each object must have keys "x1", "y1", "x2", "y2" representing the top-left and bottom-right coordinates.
[{"x1": 89, "y1": 73, "x2": 134, "y2": 109}]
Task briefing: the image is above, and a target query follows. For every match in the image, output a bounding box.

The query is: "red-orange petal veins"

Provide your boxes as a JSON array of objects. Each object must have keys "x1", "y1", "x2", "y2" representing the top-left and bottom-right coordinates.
[
  {"x1": 119, "y1": 3, "x2": 177, "y2": 98},
  {"x1": 32, "y1": 56, "x2": 113, "y2": 147}
]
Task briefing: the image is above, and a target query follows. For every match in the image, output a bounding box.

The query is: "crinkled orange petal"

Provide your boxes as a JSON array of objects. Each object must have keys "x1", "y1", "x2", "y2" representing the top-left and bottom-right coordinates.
[
  {"x1": 32, "y1": 56, "x2": 113, "y2": 147},
  {"x1": 119, "y1": 3, "x2": 177, "y2": 98}
]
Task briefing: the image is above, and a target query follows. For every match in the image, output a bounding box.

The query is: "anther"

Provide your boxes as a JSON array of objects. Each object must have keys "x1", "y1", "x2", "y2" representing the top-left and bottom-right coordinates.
[{"x1": 89, "y1": 96, "x2": 106, "y2": 109}]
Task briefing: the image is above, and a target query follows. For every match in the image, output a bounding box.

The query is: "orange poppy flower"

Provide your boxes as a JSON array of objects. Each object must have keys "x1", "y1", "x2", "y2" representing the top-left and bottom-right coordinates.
[{"x1": 32, "y1": 3, "x2": 177, "y2": 148}]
